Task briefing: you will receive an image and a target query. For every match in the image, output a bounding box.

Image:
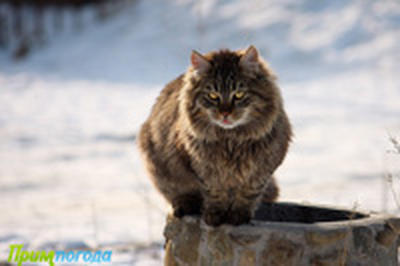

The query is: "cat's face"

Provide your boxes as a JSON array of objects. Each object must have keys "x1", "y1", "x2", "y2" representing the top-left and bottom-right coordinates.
[
  {"x1": 185, "y1": 46, "x2": 279, "y2": 133},
  {"x1": 197, "y1": 79, "x2": 253, "y2": 129}
]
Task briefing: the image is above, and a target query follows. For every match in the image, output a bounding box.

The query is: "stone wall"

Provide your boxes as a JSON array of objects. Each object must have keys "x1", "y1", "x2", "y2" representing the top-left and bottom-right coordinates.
[{"x1": 164, "y1": 203, "x2": 400, "y2": 266}]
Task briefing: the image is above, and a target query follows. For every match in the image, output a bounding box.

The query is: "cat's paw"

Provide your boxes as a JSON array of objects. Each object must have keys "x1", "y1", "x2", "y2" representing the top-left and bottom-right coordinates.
[
  {"x1": 173, "y1": 204, "x2": 201, "y2": 218},
  {"x1": 202, "y1": 207, "x2": 227, "y2": 227},
  {"x1": 172, "y1": 193, "x2": 203, "y2": 218},
  {"x1": 225, "y1": 209, "x2": 251, "y2": 225}
]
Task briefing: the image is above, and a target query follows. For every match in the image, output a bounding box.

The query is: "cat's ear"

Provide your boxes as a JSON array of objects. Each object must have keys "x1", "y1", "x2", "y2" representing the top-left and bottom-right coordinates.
[
  {"x1": 240, "y1": 45, "x2": 260, "y2": 71},
  {"x1": 191, "y1": 50, "x2": 210, "y2": 74}
]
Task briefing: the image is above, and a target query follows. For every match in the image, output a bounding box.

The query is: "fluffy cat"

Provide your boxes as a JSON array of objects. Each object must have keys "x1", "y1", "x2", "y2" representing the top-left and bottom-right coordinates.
[{"x1": 138, "y1": 46, "x2": 292, "y2": 226}]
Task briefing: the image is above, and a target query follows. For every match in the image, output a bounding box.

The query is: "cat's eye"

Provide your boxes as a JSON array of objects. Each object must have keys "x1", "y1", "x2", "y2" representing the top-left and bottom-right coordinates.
[
  {"x1": 208, "y1": 92, "x2": 219, "y2": 100},
  {"x1": 234, "y1": 91, "x2": 245, "y2": 99}
]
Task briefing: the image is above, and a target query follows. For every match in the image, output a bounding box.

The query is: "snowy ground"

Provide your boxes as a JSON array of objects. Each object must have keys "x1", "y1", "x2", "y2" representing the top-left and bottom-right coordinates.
[{"x1": 1, "y1": 0, "x2": 400, "y2": 265}]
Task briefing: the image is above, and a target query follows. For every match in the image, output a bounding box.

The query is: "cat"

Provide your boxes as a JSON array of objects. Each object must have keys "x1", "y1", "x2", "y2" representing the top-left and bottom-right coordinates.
[{"x1": 138, "y1": 46, "x2": 292, "y2": 226}]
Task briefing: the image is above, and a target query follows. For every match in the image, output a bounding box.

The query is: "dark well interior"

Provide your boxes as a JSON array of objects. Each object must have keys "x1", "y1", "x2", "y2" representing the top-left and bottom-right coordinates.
[{"x1": 254, "y1": 202, "x2": 367, "y2": 223}]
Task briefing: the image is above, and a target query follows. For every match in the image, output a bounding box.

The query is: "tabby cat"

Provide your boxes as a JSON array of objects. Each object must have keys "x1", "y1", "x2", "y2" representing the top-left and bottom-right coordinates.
[{"x1": 138, "y1": 46, "x2": 292, "y2": 226}]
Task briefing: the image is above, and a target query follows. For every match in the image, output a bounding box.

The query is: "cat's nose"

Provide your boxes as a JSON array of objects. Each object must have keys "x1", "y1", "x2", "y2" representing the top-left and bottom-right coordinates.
[{"x1": 221, "y1": 112, "x2": 230, "y2": 117}]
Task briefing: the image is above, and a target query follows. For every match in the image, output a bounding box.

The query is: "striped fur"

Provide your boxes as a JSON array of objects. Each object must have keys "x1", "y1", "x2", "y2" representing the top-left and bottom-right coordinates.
[{"x1": 138, "y1": 46, "x2": 292, "y2": 226}]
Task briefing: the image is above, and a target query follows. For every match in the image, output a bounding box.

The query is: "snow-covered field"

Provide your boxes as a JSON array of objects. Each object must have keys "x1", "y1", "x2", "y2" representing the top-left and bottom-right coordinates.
[{"x1": 1, "y1": 0, "x2": 400, "y2": 265}]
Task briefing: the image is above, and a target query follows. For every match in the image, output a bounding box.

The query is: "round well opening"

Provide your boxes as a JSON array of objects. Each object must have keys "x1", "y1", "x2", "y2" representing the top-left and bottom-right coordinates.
[{"x1": 254, "y1": 202, "x2": 367, "y2": 223}]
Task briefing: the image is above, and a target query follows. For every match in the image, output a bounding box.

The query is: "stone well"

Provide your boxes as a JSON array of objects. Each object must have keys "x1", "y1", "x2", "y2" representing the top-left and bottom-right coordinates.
[{"x1": 164, "y1": 202, "x2": 400, "y2": 266}]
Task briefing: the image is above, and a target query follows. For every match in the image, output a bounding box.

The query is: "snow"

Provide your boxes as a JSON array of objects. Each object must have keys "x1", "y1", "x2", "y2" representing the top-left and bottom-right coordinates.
[{"x1": 1, "y1": 0, "x2": 400, "y2": 264}]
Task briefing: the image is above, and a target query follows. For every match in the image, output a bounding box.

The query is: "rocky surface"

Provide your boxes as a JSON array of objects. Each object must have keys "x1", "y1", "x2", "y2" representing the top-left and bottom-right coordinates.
[{"x1": 164, "y1": 203, "x2": 400, "y2": 266}]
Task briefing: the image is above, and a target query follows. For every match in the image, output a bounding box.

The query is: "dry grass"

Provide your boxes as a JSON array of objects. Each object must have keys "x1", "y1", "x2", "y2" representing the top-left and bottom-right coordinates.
[
  {"x1": 389, "y1": 136, "x2": 400, "y2": 154},
  {"x1": 388, "y1": 136, "x2": 400, "y2": 211}
]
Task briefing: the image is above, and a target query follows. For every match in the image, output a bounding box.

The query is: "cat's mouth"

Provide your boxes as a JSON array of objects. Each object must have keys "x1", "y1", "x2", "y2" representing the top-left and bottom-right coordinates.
[
  {"x1": 209, "y1": 110, "x2": 250, "y2": 130},
  {"x1": 213, "y1": 116, "x2": 240, "y2": 129},
  {"x1": 222, "y1": 118, "x2": 232, "y2": 125}
]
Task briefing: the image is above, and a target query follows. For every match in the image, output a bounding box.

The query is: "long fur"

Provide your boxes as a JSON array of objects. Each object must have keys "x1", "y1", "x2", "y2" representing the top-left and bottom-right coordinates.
[{"x1": 138, "y1": 47, "x2": 292, "y2": 226}]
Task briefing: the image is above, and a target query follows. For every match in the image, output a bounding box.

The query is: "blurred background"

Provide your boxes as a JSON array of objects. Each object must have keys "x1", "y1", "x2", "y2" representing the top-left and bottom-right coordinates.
[{"x1": 0, "y1": 0, "x2": 399, "y2": 265}]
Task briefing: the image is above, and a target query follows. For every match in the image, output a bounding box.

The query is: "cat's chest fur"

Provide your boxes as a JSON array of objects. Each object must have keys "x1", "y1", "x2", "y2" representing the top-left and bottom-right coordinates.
[{"x1": 185, "y1": 135, "x2": 267, "y2": 186}]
